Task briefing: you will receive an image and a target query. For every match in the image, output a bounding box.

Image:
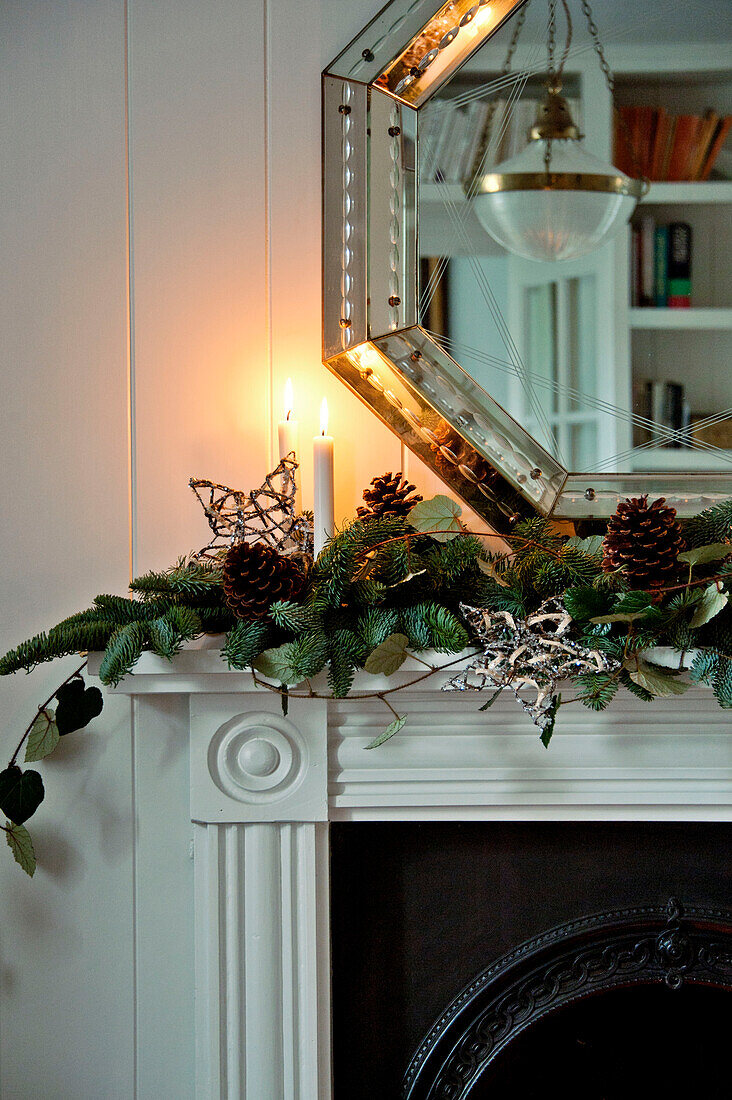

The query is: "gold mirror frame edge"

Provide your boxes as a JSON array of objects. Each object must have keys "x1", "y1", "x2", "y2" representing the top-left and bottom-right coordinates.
[{"x1": 322, "y1": 0, "x2": 732, "y2": 530}]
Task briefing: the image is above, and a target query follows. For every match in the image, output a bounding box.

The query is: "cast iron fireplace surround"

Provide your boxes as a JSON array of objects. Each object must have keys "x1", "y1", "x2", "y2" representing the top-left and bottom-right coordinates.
[{"x1": 330, "y1": 822, "x2": 732, "y2": 1099}]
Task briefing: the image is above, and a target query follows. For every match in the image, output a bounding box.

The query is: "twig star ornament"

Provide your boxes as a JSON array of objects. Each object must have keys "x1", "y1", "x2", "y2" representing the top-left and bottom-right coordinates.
[
  {"x1": 189, "y1": 455, "x2": 313, "y2": 561},
  {"x1": 444, "y1": 597, "x2": 620, "y2": 732}
]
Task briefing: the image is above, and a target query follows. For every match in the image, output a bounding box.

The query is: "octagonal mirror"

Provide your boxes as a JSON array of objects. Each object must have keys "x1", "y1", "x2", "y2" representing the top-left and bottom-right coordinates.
[{"x1": 323, "y1": 0, "x2": 732, "y2": 532}]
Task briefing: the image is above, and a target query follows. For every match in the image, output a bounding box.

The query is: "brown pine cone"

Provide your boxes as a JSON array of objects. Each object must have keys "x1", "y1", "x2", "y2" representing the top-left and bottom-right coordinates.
[
  {"x1": 357, "y1": 472, "x2": 423, "y2": 520},
  {"x1": 430, "y1": 419, "x2": 500, "y2": 487},
  {"x1": 602, "y1": 494, "x2": 685, "y2": 592},
  {"x1": 223, "y1": 541, "x2": 306, "y2": 619}
]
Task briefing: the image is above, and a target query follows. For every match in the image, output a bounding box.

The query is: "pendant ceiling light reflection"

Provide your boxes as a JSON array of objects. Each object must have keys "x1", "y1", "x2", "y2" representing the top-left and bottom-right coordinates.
[{"x1": 468, "y1": 0, "x2": 648, "y2": 262}]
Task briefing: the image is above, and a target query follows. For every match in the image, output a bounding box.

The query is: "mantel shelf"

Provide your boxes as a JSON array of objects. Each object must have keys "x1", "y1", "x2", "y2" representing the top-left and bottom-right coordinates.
[{"x1": 85, "y1": 643, "x2": 732, "y2": 825}]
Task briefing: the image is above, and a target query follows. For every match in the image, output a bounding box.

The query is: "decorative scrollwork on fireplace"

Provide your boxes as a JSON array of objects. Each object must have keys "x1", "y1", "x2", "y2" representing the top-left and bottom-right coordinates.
[{"x1": 404, "y1": 900, "x2": 732, "y2": 1099}]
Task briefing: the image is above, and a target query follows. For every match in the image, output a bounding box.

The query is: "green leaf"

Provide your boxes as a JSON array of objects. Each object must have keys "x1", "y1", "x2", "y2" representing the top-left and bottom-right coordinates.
[
  {"x1": 253, "y1": 644, "x2": 298, "y2": 684},
  {"x1": 619, "y1": 667, "x2": 655, "y2": 702},
  {"x1": 540, "y1": 694, "x2": 561, "y2": 748},
  {"x1": 590, "y1": 590, "x2": 657, "y2": 624},
  {"x1": 365, "y1": 715, "x2": 406, "y2": 750},
  {"x1": 478, "y1": 687, "x2": 503, "y2": 711},
  {"x1": 54, "y1": 679, "x2": 103, "y2": 735},
  {"x1": 628, "y1": 660, "x2": 690, "y2": 698},
  {"x1": 689, "y1": 583, "x2": 729, "y2": 629},
  {"x1": 407, "y1": 495, "x2": 462, "y2": 542},
  {"x1": 0, "y1": 766, "x2": 44, "y2": 825},
  {"x1": 364, "y1": 633, "x2": 409, "y2": 676},
  {"x1": 566, "y1": 534, "x2": 604, "y2": 556},
  {"x1": 24, "y1": 709, "x2": 60, "y2": 762},
  {"x1": 5, "y1": 821, "x2": 36, "y2": 876},
  {"x1": 678, "y1": 542, "x2": 731, "y2": 566},
  {"x1": 564, "y1": 586, "x2": 611, "y2": 624}
]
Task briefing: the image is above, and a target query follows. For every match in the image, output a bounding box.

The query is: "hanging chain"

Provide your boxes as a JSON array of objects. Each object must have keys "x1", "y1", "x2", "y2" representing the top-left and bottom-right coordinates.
[
  {"x1": 547, "y1": 0, "x2": 557, "y2": 90},
  {"x1": 579, "y1": 0, "x2": 613, "y2": 93},
  {"x1": 580, "y1": 0, "x2": 646, "y2": 181},
  {"x1": 467, "y1": 0, "x2": 530, "y2": 186}
]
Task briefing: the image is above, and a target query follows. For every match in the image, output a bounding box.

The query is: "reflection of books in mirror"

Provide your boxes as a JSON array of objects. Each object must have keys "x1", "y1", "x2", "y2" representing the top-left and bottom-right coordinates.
[
  {"x1": 635, "y1": 380, "x2": 685, "y2": 447},
  {"x1": 640, "y1": 215, "x2": 655, "y2": 307},
  {"x1": 630, "y1": 219, "x2": 691, "y2": 307},
  {"x1": 667, "y1": 222, "x2": 692, "y2": 308},
  {"x1": 615, "y1": 107, "x2": 732, "y2": 181},
  {"x1": 429, "y1": 96, "x2": 582, "y2": 182}
]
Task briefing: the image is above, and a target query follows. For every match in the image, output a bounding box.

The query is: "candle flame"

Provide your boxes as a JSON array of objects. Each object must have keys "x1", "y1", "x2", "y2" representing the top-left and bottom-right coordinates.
[
  {"x1": 284, "y1": 378, "x2": 294, "y2": 421},
  {"x1": 320, "y1": 397, "x2": 329, "y2": 436}
]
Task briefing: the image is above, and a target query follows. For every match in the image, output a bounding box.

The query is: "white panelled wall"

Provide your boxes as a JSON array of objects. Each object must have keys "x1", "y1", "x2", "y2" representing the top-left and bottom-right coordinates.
[{"x1": 0, "y1": 0, "x2": 392, "y2": 1095}]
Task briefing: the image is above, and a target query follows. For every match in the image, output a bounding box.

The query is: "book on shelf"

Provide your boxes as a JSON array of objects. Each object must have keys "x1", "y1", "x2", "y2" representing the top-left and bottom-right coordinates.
[
  {"x1": 614, "y1": 106, "x2": 732, "y2": 182},
  {"x1": 630, "y1": 219, "x2": 691, "y2": 308}
]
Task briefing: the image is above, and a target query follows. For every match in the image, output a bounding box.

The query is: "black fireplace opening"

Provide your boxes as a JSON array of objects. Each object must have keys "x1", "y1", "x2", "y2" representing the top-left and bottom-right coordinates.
[
  {"x1": 329, "y1": 822, "x2": 732, "y2": 1100},
  {"x1": 472, "y1": 983, "x2": 730, "y2": 1099}
]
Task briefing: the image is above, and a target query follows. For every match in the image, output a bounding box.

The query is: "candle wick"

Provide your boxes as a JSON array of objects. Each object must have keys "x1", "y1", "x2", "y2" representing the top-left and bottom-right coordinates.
[{"x1": 286, "y1": 410, "x2": 291, "y2": 421}]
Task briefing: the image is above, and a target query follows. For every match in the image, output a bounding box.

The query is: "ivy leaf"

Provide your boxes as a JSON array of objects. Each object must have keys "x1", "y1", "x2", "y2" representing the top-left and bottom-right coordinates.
[
  {"x1": 590, "y1": 591, "x2": 656, "y2": 624},
  {"x1": 0, "y1": 766, "x2": 45, "y2": 825},
  {"x1": 253, "y1": 644, "x2": 298, "y2": 684},
  {"x1": 678, "y1": 542, "x2": 732, "y2": 566},
  {"x1": 364, "y1": 633, "x2": 409, "y2": 676},
  {"x1": 408, "y1": 495, "x2": 462, "y2": 542},
  {"x1": 566, "y1": 534, "x2": 604, "y2": 556},
  {"x1": 689, "y1": 583, "x2": 729, "y2": 629},
  {"x1": 564, "y1": 586, "x2": 611, "y2": 623},
  {"x1": 478, "y1": 687, "x2": 503, "y2": 711},
  {"x1": 5, "y1": 821, "x2": 36, "y2": 877},
  {"x1": 24, "y1": 709, "x2": 60, "y2": 762},
  {"x1": 540, "y1": 694, "x2": 561, "y2": 748},
  {"x1": 628, "y1": 660, "x2": 690, "y2": 698},
  {"x1": 55, "y1": 678, "x2": 103, "y2": 735},
  {"x1": 365, "y1": 715, "x2": 406, "y2": 750}
]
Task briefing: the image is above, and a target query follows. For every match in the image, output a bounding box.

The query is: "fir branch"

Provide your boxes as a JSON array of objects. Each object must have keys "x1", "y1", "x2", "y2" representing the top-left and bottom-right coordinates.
[
  {"x1": 222, "y1": 620, "x2": 272, "y2": 670},
  {"x1": 98, "y1": 622, "x2": 149, "y2": 686}
]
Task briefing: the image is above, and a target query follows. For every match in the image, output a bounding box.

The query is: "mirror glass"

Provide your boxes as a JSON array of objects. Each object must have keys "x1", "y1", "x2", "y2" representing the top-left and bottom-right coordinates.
[{"x1": 418, "y1": 0, "x2": 732, "y2": 478}]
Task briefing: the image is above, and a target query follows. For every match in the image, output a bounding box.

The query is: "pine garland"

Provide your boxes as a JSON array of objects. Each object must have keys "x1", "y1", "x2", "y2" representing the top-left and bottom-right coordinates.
[{"x1": 1, "y1": 493, "x2": 731, "y2": 874}]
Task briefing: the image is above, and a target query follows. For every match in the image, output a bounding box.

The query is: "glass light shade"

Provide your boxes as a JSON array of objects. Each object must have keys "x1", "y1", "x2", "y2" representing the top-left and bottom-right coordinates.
[{"x1": 472, "y1": 137, "x2": 641, "y2": 262}]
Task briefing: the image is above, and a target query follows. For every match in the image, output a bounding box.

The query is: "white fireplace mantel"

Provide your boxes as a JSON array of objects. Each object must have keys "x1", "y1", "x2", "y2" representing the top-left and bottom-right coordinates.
[{"x1": 88, "y1": 648, "x2": 732, "y2": 1100}]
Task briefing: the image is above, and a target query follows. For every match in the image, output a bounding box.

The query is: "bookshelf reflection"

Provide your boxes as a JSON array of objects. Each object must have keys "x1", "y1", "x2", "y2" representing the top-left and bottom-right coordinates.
[{"x1": 418, "y1": 0, "x2": 732, "y2": 475}]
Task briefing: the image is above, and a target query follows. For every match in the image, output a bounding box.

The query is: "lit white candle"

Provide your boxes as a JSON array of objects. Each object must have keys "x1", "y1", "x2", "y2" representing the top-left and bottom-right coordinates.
[
  {"x1": 313, "y1": 397, "x2": 335, "y2": 557},
  {"x1": 277, "y1": 378, "x2": 300, "y2": 510}
]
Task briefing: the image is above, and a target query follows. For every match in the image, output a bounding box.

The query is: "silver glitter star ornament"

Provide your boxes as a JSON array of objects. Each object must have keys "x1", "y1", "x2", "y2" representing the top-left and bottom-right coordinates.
[
  {"x1": 444, "y1": 597, "x2": 620, "y2": 732},
  {"x1": 189, "y1": 454, "x2": 313, "y2": 562}
]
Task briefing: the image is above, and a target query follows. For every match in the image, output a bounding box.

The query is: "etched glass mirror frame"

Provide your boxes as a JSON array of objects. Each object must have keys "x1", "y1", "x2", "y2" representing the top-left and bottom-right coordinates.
[{"x1": 322, "y1": 0, "x2": 732, "y2": 532}]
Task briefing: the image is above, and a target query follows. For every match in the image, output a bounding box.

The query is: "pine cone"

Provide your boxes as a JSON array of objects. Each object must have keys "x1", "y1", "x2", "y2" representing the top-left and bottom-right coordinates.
[
  {"x1": 357, "y1": 472, "x2": 422, "y2": 520},
  {"x1": 223, "y1": 541, "x2": 305, "y2": 619},
  {"x1": 430, "y1": 419, "x2": 500, "y2": 487},
  {"x1": 602, "y1": 495, "x2": 685, "y2": 592}
]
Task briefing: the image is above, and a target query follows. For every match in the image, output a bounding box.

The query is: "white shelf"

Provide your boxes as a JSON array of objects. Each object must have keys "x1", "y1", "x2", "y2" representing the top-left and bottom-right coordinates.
[
  {"x1": 630, "y1": 447, "x2": 732, "y2": 472},
  {"x1": 641, "y1": 181, "x2": 732, "y2": 204},
  {"x1": 420, "y1": 182, "x2": 466, "y2": 207},
  {"x1": 629, "y1": 308, "x2": 732, "y2": 330}
]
